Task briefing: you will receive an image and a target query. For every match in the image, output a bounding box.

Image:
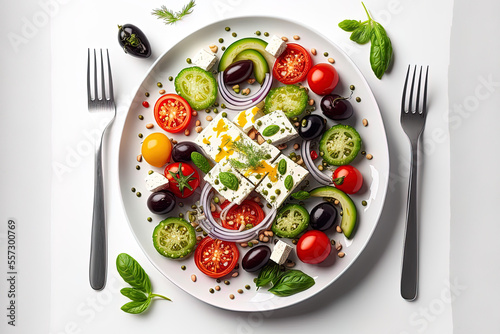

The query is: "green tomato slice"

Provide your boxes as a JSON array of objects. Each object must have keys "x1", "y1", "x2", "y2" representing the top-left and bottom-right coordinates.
[
  {"x1": 264, "y1": 85, "x2": 308, "y2": 118},
  {"x1": 319, "y1": 124, "x2": 362, "y2": 166},
  {"x1": 174, "y1": 66, "x2": 218, "y2": 110},
  {"x1": 152, "y1": 217, "x2": 197, "y2": 259},
  {"x1": 272, "y1": 204, "x2": 310, "y2": 238}
]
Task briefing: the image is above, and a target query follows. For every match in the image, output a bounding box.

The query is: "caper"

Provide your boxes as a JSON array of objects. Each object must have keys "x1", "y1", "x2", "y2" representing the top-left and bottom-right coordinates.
[
  {"x1": 131, "y1": 187, "x2": 136, "y2": 192},
  {"x1": 138, "y1": 133, "x2": 143, "y2": 138},
  {"x1": 362, "y1": 200, "x2": 368, "y2": 206},
  {"x1": 264, "y1": 32, "x2": 269, "y2": 36},
  {"x1": 136, "y1": 192, "x2": 142, "y2": 197},
  {"x1": 356, "y1": 97, "x2": 361, "y2": 102},
  {"x1": 224, "y1": 280, "x2": 230, "y2": 285},
  {"x1": 221, "y1": 46, "x2": 226, "y2": 51},
  {"x1": 214, "y1": 102, "x2": 219, "y2": 107},
  {"x1": 245, "y1": 285, "x2": 251, "y2": 290},
  {"x1": 222, "y1": 112, "x2": 227, "y2": 117},
  {"x1": 135, "y1": 165, "x2": 140, "y2": 170},
  {"x1": 232, "y1": 32, "x2": 237, "y2": 37},
  {"x1": 138, "y1": 115, "x2": 144, "y2": 120},
  {"x1": 267, "y1": 183, "x2": 272, "y2": 188},
  {"x1": 270, "y1": 195, "x2": 276, "y2": 201},
  {"x1": 255, "y1": 30, "x2": 261, "y2": 36},
  {"x1": 178, "y1": 213, "x2": 184, "y2": 218},
  {"x1": 168, "y1": 76, "x2": 173, "y2": 81},
  {"x1": 218, "y1": 38, "x2": 224, "y2": 43},
  {"x1": 186, "y1": 58, "x2": 192, "y2": 64},
  {"x1": 214, "y1": 179, "x2": 219, "y2": 185},
  {"x1": 275, "y1": 189, "x2": 281, "y2": 195},
  {"x1": 147, "y1": 217, "x2": 152, "y2": 222},
  {"x1": 225, "y1": 26, "x2": 230, "y2": 31},
  {"x1": 145, "y1": 92, "x2": 150, "y2": 97},
  {"x1": 221, "y1": 103, "x2": 226, "y2": 109},
  {"x1": 350, "y1": 85, "x2": 355, "y2": 90},
  {"x1": 245, "y1": 223, "x2": 253, "y2": 229},
  {"x1": 214, "y1": 196, "x2": 220, "y2": 204},
  {"x1": 157, "y1": 82, "x2": 163, "y2": 88},
  {"x1": 323, "y1": 52, "x2": 329, "y2": 57},
  {"x1": 209, "y1": 288, "x2": 215, "y2": 293},
  {"x1": 148, "y1": 170, "x2": 154, "y2": 175},
  {"x1": 213, "y1": 108, "x2": 218, "y2": 113}
]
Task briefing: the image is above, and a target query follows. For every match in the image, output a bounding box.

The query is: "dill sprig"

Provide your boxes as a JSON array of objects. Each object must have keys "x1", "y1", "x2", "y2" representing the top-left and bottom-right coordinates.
[
  {"x1": 230, "y1": 139, "x2": 271, "y2": 169},
  {"x1": 152, "y1": 0, "x2": 196, "y2": 25}
]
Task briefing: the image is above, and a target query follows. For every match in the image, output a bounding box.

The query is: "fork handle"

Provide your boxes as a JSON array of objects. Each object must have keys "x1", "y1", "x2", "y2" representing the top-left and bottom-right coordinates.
[
  {"x1": 89, "y1": 137, "x2": 107, "y2": 290},
  {"x1": 401, "y1": 140, "x2": 419, "y2": 300}
]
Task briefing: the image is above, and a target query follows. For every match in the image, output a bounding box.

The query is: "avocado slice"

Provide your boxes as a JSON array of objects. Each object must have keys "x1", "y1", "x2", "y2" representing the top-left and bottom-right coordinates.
[
  {"x1": 234, "y1": 49, "x2": 269, "y2": 85},
  {"x1": 218, "y1": 38, "x2": 275, "y2": 74},
  {"x1": 309, "y1": 186, "x2": 358, "y2": 239}
]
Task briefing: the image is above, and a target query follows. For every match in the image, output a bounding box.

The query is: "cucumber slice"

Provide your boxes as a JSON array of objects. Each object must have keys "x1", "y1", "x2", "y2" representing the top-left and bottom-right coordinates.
[
  {"x1": 218, "y1": 38, "x2": 274, "y2": 72},
  {"x1": 234, "y1": 49, "x2": 269, "y2": 85},
  {"x1": 152, "y1": 217, "x2": 197, "y2": 259},
  {"x1": 272, "y1": 204, "x2": 310, "y2": 238},
  {"x1": 309, "y1": 186, "x2": 357, "y2": 238},
  {"x1": 264, "y1": 85, "x2": 308, "y2": 118},
  {"x1": 174, "y1": 67, "x2": 217, "y2": 110},
  {"x1": 319, "y1": 124, "x2": 361, "y2": 166}
]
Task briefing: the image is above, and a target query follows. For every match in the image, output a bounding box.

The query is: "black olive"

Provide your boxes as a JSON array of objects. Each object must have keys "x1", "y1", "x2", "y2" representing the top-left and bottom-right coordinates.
[
  {"x1": 321, "y1": 94, "x2": 353, "y2": 120},
  {"x1": 241, "y1": 245, "x2": 271, "y2": 272},
  {"x1": 147, "y1": 190, "x2": 176, "y2": 215},
  {"x1": 171, "y1": 142, "x2": 201, "y2": 162},
  {"x1": 310, "y1": 202, "x2": 337, "y2": 231},
  {"x1": 223, "y1": 60, "x2": 253, "y2": 85},
  {"x1": 118, "y1": 24, "x2": 151, "y2": 58},
  {"x1": 298, "y1": 114, "x2": 326, "y2": 141}
]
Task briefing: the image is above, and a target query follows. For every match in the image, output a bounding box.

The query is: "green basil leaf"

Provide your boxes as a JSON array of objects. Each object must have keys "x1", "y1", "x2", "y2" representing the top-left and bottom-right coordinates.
[
  {"x1": 120, "y1": 299, "x2": 151, "y2": 314},
  {"x1": 370, "y1": 22, "x2": 392, "y2": 79},
  {"x1": 254, "y1": 261, "x2": 281, "y2": 288},
  {"x1": 350, "y1": 24, "x2": 371, "y2": 44},
  {"x1": 262, "y1": 125, "x2": 280, "y2": 137},
  {"x1": 219, "y1": 172, "x2": 239, "y2": 191},
  {"x1": 191, "y1": 152, "x2": 211, "y2": 174},
  {"x1": 120, "y1": 288, "x2": 148, "y2": 302},
  {"x1": 284, "y1": 175, "x2": 294, "y2": 191},
  {"x1": 268, "y1": 270, "x2": 315, "y2": 297},
  {"x1": 338, "y1": 19, "x2": 362, "y2": 32},
  {"x1": 277, "y1": 159, "x2": 287, "y2": 175},
  {"x1": 116, "y1": 253, "x2": 152, "y2": 294},
  {"x1": 291, "y1": 190, "x2": 310, "y2": 200}
]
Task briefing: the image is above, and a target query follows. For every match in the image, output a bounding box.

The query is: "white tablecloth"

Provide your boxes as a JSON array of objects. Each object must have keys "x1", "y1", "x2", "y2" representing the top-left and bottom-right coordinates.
[{"x1": 1, "y1": 0, "x2": 499, "y2": 333}]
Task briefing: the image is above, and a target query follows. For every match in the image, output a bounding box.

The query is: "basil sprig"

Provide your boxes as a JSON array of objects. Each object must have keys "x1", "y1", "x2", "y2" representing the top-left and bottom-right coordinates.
[
  {"x1": 254, "y1": 261, "x2": 281, "y2": 288},
  {"x1": 268, "y1": 270, "x2": 315, "y2": 297},
  {"x1": 116, "y1": 253, "x2": 171, "y2": 314},
  {"x1": 339, "y1": 2, "x2": 393, "y2": 79}
]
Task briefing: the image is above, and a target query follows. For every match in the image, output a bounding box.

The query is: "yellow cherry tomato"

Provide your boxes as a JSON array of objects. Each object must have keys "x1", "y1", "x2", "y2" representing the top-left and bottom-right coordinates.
[{"x1": 141, "y1": 132, "x2": 172, "y2": 167}]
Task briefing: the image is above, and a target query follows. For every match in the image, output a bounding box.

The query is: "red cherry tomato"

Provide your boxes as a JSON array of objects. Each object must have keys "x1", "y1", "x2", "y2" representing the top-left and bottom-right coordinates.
[
  {"x1": 220, "y1": 200, "x2": 265, "y2": 230},
  {"x1": 297, "y1": 230, "x2": 331, "y2": 264},
  {"x1": 332, "y1": 165, "x2": 363, "y2": 194},
  {"x1": 310, "y1": 150, "x2": 318, "y2": 161},
  {"x1": 307, "y1": 63, "x2": 339, "y2": 95},
  {"x1": 154, "y1": 94, "x2": 192, "y2": 133},
  {"x1": 272, "y1": 44, "x2": 312, "y2": 84},
  {"x1": 194, "y1": 237, "x2": 239, "y2": 278},
  {"x1": 164, "y1": 162, "x2": 200, "y2": 198}
]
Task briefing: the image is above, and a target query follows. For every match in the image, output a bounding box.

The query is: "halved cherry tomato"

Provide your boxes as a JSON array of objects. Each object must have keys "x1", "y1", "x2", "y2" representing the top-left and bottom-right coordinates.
[
  {"x1": 154, "y1": 94, "x2": 192, "y2": 133},
  {"x1": 164, "y1": 162, "x2": 199, "y2": 198},
  {"x1": 220, "y1": 200, "x2": 265, "y2": 230},
  {"x1": 272, "y1": 43, "x2": 312, "y2": 84},
  {"x1": 332, "y1": 165, "x2": 363, "y2": 194},
  {"x1": 297, "y1": 230, "x2": 331, "y2": 264},
  {"x1": 307, "y1": 63, "x2": 339, "y2": 95},
  {"x1": 194, "y1": 237, "x2": 239, "y2": 278}
]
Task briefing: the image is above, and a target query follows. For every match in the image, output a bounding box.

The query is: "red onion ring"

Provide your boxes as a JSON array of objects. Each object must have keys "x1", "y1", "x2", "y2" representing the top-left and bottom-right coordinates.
[
  {"x1": 217, "y1": 72, "x2": 273, "y2": 111},
  {"x1": 301, "y1": 139, "x2": 332, "y2": 185}
]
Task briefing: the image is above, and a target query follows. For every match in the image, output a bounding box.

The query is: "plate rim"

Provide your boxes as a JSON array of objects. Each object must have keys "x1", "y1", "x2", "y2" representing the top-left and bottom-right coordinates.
[{"x1": 117, "y1": 14, "x2": 390, "y2": 312}]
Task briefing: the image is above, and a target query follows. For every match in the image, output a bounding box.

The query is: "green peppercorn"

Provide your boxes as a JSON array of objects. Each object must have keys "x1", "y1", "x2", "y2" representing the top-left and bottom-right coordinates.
[
  {"x1": 223, "y1": 186, "x2": 228, "y2": 191},
  {"x1": 224, "y1": 280, "x2": 230, "y2": 285},
  {"x1": 262, "y1": 190, "x2": 268, "y2": 196},
  {"x1": 356, "y1": 97, "x2": 361, "y2": 102},
  {"x1": 362, "y1": 200, "x2": 368, "y2": 206},
  {"x1": 216, "y1": 278, "x2": 221, "y2": 283},
  {"x1": 178, "y1": 213, "x2": 184, "y2": 218},
  {"x1": 221, "y1": 46, "x2": 226, "y2": 51},
  {"x1": 214, "y1": 102, "x2": 219, "y2": 107},
  {"x1": 168, "y1": 76, "x2": 173, "y2": 81},
  {"x1": 136, "y1": 192, "x2": 142, "y2": 197},
  {"x1": 222, "y1": 112, "x2": 227, "y2": 118},
  {"x1": 245, "y1": 285, "x2": 251, "y2": 290},
  {"x1": 214, "y1": 196, "x2": 220, "y2": 204},
  {"x1": 270, "y1": 195, "x2": 276, "y2": 201},
  {"x1": 232, "y1": 32, "x2": 237, "y2": 37},
  {"x1": 245, "y1": 223, "x2": 253, "y2": 229},
  {"x1": 247, "y1": 242, "x2": 253, "y2": 247},
  {"x1": 131, "y1": 187, "x2": 136, "y2": 192},
  {"x1": 267, "y1": 183, "x2": 272, "y2": 188},
  {"x1": 289, "y1": 152, "x2": 297, "y2": 158},
  {"x1": 225, "y1": 26, "x2": 230, "y2": 31},
  {"x1": 264, "y1": 32, "x2": 269, "y2": 37},
  {"x1": 323, "y1": 52, "x2": 329, "y2": 57},
  {"x1": 145, "y1": 92, "x2": 150, "y2": 97},
  {"x1": 157, "y1": 82, "x2": 163, "y2": 88},
  {"x1": 181, "y1": 265, "x2": 186, "y2": 270},
  {"x1": 218, "y1": 38, "x2": 224, "y2": 43},
  {"x1": 213, "y1": 108, "x2": 218, "y2": 113},
  {"x1": 255, "y1": 30, "x2": 261, "y2": 36},
  {"x1": 135, "y1": 165, "x2": 140, "y2": 170},
  {"x1": 147, "y1": 217, "x2": 152, "y2": 222},
  {"x1": 275, "y1": 189, "x2": 281, "y2": 195},
  {"x1": 138, "y1": 133, "x2": 143, "y2": 138},
  {"x1": 205, "y1": 108, "x2": 211, "y2": 113},
  {"x1": 138, "y1": 115, "x2": 144, "y2": 120},
  {"x1": 148, "y1": 170, "x2": 154, "y2": 175},
  {"x1": 350, "y1": 85, "x2": 355, "y2": 90},
  {"x1": 209, "y1": 288, "x2": 215, "y2": 294}
]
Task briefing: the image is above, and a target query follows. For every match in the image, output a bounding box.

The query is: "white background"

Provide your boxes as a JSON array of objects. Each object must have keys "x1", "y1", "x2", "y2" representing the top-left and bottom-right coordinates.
[{"x1": 0, "y1": 0, "x2": 498, "y2": 333}]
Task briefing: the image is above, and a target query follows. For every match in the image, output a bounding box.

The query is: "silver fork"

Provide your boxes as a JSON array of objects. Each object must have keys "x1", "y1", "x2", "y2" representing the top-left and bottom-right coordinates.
[
  {"x1": 87, "y1": 49, "x2": 116, "y2": 290},
  {"x1": 400, "y1": 65, "x2": 429, "y2": 301}
]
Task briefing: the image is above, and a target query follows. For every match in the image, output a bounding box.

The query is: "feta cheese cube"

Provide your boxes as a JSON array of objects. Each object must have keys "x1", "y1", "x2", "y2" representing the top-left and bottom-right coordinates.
[
  {"x1": 204, "y1": 158, "x2": 255, "y2": 205},
  {"x1": 192, "y1": 49, "x2": 218, "y2": 71},
  {"x1": 194, "y1": 114, "x2": 245, "y2": 163},
  {"x1": 265, "y1": 35, "x2": 287, "y2": 58},
  {"x1": 256, "y1": 155, "x2": 309, "y2": 208},
  {"x1": 270, "y1": 240, "x2": 293, "y2": 265},
  {"x1": 144, "y1": 172, "x2": 169, "y2": 192},
  {"x1": 232, "y1": 106, "x2": 264, "y2": 133},
  {"x1": 255, "y1": 110, "x2": 299, "y2": 145}
]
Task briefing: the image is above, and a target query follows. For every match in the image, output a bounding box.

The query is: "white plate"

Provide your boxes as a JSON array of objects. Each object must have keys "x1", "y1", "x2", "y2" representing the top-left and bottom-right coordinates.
[{"x1": 118, "y1": 16, "x2": 389, "y2": 312}]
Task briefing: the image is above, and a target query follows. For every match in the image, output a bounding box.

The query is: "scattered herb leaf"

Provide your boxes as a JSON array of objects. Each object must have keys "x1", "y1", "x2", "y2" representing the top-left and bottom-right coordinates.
[
  {"x1": 219, "y1": 172, "x2": 239, "y2": 191},
  {"x1": 254, "y1": 261, "x2": 281, "y2": 288},
  {"x1": 291, "y1": 190, "x2": 310, "y2": 200},
  {"x1": 191, "y1": 151, "x2": 211, "y2": 174},
  {"x1": 268, "y1": 270, "x2": 315, "y2": 297},
  {"x1": 152, "y1": 0, "x2": 196, "y2": 25}
]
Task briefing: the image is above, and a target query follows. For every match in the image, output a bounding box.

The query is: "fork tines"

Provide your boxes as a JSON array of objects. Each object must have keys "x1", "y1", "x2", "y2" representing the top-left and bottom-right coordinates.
[
  {"x1": 87, "y1": 49, "x2": 114, "y2": 110},
  {"x1": 401, "y1": 65, "x2": 429, "y2": 115}
]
